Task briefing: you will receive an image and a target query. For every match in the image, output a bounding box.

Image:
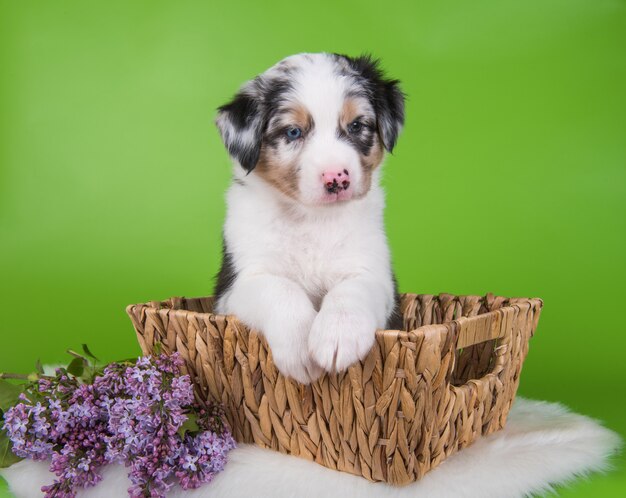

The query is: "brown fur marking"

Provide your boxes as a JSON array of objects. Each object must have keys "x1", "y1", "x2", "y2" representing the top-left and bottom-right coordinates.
[
  {"x1": 340, "y1": 98, "x2": 361, "y2": 127},
  {"x1": 255, "y1": 146, "x2": 300, "y2": 200},
  {"x1": 255, "y1": 104, "x2": 314, "y2": 199},
  {"x1": 341, "y1": 98, "x2": 385, "y2": 197}
]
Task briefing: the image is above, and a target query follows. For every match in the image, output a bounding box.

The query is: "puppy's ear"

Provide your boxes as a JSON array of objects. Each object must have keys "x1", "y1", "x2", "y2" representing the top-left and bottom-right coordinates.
[
  {"x1": 339, "y1": 54, "x2": 405, "y2": 152},
  {"x1": 375, "y1": 76, "x2": 405, "y2": 153},
  {"x1": 216, "y1": 83, "x2": 265, "y2": 173}
]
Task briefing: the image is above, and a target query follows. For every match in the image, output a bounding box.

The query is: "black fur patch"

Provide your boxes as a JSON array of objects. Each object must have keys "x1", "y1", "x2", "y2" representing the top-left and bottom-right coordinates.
[
  {"x1": 386, "y1": 273, "x2": 404, "y2": 330},
  {"x1": 263, "y1": 127, "x2": 285, "y2": 149},
  {"x1": 263, "y1": 78, "x2": 293, "y2": 116},
  {"x1": 219, "y1": 91, "x2": 257, "y2": 130},
  {"x1": 333, "y1": 54, "x2": 405, "y2": 152},
  {"x1": 337, "y1": 123, "x2": 376, "y2": 156},
  {"x1": 216, "y1": 76, "x2": 294, "y2": 173},
  {"x1": 213, "y1": 239, "x2": 237, "y2": 303},
  {"x1": 217, "y1": 91, "x2": 263, "y2": 173}
]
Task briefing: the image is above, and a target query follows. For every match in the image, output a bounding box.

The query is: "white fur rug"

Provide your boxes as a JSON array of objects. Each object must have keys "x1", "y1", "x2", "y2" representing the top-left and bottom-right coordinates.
[{"x1": 2, "y1": 398, "x2": 621, "y2": 498}]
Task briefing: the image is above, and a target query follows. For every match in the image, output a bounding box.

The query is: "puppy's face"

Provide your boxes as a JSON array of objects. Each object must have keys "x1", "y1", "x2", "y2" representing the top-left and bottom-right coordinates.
[{"x1": 216, "y1": 53, "x2": 404, "y2": 206}]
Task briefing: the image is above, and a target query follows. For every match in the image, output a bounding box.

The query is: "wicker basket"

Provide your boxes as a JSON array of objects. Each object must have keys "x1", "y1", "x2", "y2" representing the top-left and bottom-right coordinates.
[{"x1": 126, "y1": 293, "x2": 542, "y2": 485}]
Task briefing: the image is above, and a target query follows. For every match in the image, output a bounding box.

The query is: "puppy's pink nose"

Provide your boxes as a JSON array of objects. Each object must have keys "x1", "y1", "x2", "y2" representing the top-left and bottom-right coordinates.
[{"x1": 322, "y1": 169, "x2": 350, "y2": 194}]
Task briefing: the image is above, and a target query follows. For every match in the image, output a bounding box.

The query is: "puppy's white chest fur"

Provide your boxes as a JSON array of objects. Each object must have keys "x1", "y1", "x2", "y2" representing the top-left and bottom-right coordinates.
[{"x1": 219, "y1": 174, "x2": 391, "y2": 313}]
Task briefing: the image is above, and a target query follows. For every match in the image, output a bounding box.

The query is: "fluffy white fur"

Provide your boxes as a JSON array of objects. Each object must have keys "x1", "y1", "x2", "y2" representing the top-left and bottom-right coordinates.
[
  {"x1": 3, "y1": 398, "x2": 621, "y2": 498},
  {"x1": 214, "y1": 54, "x2": 402, "y2": 383}
]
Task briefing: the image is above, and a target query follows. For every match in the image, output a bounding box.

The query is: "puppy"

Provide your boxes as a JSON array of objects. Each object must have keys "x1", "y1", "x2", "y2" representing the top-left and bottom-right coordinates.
[{"x1": 213, "y1": 53, "x2": 405, "y2": 384}]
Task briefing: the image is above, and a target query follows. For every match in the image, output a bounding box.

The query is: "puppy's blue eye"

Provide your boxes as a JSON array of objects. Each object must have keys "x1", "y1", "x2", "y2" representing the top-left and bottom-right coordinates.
[
  {"x1": 286, "y1": 127, "x2": 302, "y2": 140},
  {"x1": 348, "y1": 120, "x2": 363, "y2": 134}
]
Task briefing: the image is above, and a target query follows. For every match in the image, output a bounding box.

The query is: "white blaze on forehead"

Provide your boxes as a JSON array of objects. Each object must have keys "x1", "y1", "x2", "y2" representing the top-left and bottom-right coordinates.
[{"x1": 288, "y1": 54, "x2": 351, "y2": 132}]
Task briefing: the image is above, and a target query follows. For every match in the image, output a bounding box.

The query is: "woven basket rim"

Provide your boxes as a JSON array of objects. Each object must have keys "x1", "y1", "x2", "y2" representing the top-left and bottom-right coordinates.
[{"x1": 126, "y1": 293, "x2": 543, "y2": 350}]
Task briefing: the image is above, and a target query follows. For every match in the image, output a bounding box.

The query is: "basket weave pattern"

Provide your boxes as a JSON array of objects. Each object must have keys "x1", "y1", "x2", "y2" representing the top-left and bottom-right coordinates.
[{"x1": 127, "y1": 293, "x2": 542, "y2": 485}]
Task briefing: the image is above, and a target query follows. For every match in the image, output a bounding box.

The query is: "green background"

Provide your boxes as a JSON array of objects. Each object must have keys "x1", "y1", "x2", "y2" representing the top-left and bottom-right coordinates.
[{"x1": 1, "y1": 0, "x2": 624, "y2": 496}]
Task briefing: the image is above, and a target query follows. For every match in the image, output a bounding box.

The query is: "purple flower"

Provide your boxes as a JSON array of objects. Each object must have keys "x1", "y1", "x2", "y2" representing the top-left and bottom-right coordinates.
[{"x1": 2, "y1": 352, "x2": 235, "y2": 498}]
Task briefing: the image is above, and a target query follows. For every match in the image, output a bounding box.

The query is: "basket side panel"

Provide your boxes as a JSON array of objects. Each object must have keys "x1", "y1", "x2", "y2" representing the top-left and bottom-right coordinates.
[
  {"x1": 448, "y1": 300, "x2": 542, "y2": 444},
  {"x1": 398, "y1": 299, "x2": 542, "y2": 480}
]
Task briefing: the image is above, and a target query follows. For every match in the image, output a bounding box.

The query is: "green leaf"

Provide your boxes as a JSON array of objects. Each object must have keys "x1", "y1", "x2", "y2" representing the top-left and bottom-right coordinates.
[
  {"x1": 116, "y1": 358, "x2": 138, "y2": 365},
  {"x1": 67, "y1": 357, "x2": 86, "y2": 377},
  {"x1": 82, "y1": 344, "x2": 99, "y2": 362},
  {"x1": 66, "y1": 349, "x2": 88, "y2": 362},
  {"x1": 27, "y1": 373, "x2": 40, "y2": 383},
  {"x1": 177, "y1": 413, "x2": 200, "y2": 438},
  {"x1": 0, "y1": 380, "x2": 23, "y2": 411},
  {"x1": 153, "y1": 342, "x2": 162, "y2": 356},
  {"x1": 0, "y1": 430, "x2": 22, "y2": 468}
]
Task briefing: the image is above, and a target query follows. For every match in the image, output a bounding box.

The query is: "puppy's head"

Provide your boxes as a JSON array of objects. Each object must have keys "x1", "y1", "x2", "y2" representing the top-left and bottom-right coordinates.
[{"x1": 216, "y1": 53, "x2": 404, "y2": 206}]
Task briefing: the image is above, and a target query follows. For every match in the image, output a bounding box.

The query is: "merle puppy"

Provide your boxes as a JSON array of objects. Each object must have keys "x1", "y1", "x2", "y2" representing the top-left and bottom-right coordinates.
[{"x1": 214, "y1": 53, "x2": 405, "y2": 383}]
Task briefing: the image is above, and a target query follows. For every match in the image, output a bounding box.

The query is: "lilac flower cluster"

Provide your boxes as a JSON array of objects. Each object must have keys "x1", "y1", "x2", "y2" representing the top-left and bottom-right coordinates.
[{"x1": 2, "y1": 353, "x2": 235, "y2": 498}]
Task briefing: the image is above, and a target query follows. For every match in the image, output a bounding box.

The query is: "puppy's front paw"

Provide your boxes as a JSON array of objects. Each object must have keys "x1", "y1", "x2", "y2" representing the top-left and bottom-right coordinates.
[
  {"x1": 266, "y1": 315, "x2": 323, "y2": 384},
  {"x1": 271, "y1": 343, "x2": 323, "y2": 384},
  {"x1": 308, "y1": 306, "x2": 377, "y2": 373}
]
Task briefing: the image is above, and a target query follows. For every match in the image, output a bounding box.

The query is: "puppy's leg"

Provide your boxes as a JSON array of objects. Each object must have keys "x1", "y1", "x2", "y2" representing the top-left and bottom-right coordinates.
[
  {"x1": 225, "y1": 275, "x2": 322, "y2": 384},
  {"x1": 309, "y1": 277, "x2": 390, "y2": 373}
]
